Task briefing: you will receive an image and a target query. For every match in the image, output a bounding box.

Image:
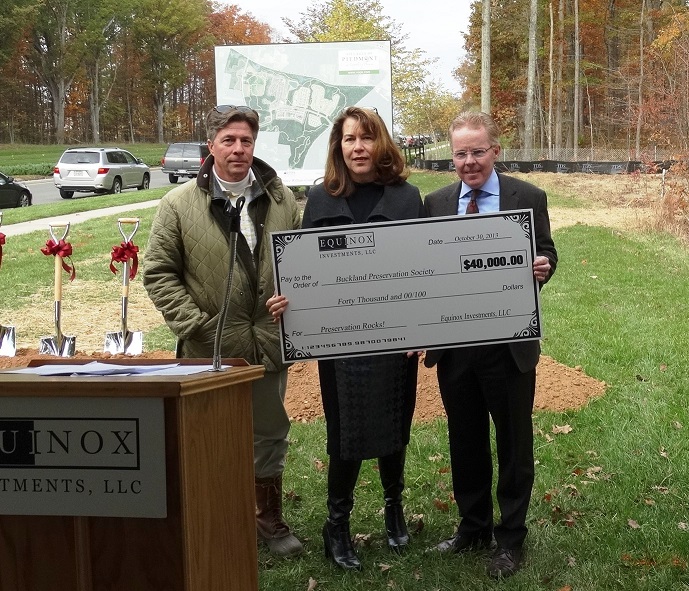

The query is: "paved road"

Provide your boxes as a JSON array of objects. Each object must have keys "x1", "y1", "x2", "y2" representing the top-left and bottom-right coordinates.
[{"x1": 26, "y1": 168, "x2": 173, "y2": 205}]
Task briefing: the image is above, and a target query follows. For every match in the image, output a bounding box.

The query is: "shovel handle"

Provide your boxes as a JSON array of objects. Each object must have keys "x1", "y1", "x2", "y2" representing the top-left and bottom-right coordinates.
[
  {"x1": 118, "y1": 218, "x2": 140, "y2": 243},
  {"x1": 48, "y1": 222, "x2": 70, "y2": 243},
  {"x1": 121, "y1": 273, "x2": 130, "y2": 297}
]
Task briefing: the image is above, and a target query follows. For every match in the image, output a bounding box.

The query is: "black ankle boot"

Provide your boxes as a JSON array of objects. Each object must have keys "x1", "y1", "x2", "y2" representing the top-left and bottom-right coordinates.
[
  {"x1": 324, "y1": 456, "x2": 363, "y2": 570},
  {"x1": 379, "y1": 449, "x2": 409, "y2": 553},
  {"x1": 322, "y1": 517, "x2": 362, "y2": 570},
  {"x1": 384, "y1": 503, "x2": 409, "y2": 553}
]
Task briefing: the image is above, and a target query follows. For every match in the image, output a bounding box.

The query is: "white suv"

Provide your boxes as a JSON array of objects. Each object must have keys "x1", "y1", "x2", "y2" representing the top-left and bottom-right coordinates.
[{"x1": 53, "y1": 147, "x2": 151, "y2": 199}]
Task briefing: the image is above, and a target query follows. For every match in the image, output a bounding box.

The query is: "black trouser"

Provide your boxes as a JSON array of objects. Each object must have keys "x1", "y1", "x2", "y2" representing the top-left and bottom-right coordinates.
[{"x1": 437, "y1": 344, "x2": 535, "y2": 549}]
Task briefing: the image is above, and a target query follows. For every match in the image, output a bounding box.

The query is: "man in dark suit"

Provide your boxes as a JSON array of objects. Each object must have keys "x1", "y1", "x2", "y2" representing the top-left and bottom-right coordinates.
[{"x1": 425, "y1": 111, "x2": 557, "y2": 579}]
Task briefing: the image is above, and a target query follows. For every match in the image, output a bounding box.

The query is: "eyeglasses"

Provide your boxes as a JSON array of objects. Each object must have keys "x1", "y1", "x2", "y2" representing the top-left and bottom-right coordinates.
[
  {"x1": 452, "y1": 147, "x2": 494, "y2": 160},
  {"x1": 213, "y1": 105, "x2": 258, "y2": 117}
]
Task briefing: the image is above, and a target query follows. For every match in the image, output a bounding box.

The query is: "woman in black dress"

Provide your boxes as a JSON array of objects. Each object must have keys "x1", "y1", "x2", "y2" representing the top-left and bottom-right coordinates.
[{"x1": 269, "y1": 107, "x2": 424, "y2": 570}]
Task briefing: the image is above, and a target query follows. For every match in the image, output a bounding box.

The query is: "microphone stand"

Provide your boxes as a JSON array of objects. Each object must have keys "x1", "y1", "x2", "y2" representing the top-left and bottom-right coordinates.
[{"x1": 211, "y1": 196, "x2": 245, "y2": 372}]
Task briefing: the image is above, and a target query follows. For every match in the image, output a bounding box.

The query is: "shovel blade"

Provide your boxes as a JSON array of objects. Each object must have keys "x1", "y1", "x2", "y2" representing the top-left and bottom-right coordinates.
[
  {"x1": 39, "y1": 335, "x2": 76, "y2": 357},
  {"x1": 104, "y1": 330, "x2": 143, "y2": 355},
  {"x1": 0, "y1": 325, "x2": 16, "y2": 357}
]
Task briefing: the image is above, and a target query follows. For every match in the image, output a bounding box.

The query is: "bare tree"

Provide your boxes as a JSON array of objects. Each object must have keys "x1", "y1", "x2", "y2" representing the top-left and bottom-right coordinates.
[{"x1": 27, "y1": 0, "x2": 82, "y2": 144}]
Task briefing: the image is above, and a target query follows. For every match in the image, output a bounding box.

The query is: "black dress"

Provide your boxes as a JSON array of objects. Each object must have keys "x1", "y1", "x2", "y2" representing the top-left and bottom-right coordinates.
[{"x1": 302, "y1": 181, "x2": 425, "y2": 460}]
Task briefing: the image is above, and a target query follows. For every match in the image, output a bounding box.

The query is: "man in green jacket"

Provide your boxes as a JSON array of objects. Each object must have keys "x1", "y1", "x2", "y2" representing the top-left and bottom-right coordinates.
[{"x1": 143, "y1": 105, "x2": 303, "y2": 557}]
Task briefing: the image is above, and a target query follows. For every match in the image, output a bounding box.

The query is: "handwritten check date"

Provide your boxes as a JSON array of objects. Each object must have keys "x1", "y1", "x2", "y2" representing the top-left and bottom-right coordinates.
[{"x1": 270, "y1": 210, "x2": 542, "y2": 362}]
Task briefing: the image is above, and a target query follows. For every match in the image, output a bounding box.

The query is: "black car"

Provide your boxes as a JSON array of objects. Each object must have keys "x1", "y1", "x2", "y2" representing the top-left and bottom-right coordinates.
[
  {"x1": 161, "y1": 142, "x2": 210, "y2": 183},
  {"x1": 0, "y1": 170, "x2": 32, "y2": 208}
]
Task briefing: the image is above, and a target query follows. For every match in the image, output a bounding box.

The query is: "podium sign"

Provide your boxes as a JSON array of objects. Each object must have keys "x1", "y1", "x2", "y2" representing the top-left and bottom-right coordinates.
[{"x1": 0, "y1": 397, "x2": 166, "y2": 517}]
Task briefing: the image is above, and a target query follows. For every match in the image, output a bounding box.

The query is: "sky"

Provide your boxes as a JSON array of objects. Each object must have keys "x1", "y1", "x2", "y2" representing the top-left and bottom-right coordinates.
[{"x1": 226, "y1": 1, "x2": 473, "y2": 96}]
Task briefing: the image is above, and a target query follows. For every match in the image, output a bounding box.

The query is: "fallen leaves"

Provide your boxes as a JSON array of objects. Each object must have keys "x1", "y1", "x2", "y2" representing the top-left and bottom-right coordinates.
[
  {"x1": 554, "y1": 507, "x2": 579, "y2": 527},
  {"x1": 621, "y1": 553, "x2": 687, "y2": 570},
  {"x1": 409, "y1": 513, "x2": 425, "y2": 534},
  {"x1": 285, "y1": 489, "x2": 301, "y2": 502},
  {"x1": 536, "y1": 424, "x2": 575, "y2": 442}
]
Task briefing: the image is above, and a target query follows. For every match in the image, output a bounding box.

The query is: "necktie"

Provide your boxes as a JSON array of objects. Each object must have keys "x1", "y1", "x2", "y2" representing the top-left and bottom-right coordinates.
[{"x1": 465, "y1": 189, "x2": 480, "y2": 214}]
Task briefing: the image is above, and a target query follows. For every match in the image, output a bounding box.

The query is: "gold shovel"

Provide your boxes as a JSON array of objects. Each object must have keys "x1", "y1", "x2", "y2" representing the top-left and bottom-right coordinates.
[
  {"x1": 0, "y1": 211, "x2": 16, "y2": 357},
  {"x1": 104, "y1": 218, "x2": 143, "y2": 355},
  {"x1": 39, "y1": 223, "x2": 76, "y2": 357}
]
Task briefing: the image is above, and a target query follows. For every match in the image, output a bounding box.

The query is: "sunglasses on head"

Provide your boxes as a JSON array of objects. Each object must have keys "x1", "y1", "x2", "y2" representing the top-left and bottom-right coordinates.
[
  {"x1": 213, "y1": 105, "x2": 258, "y2": 117},
  {"x1": 342, "y1": 105, "x2": 378, "y2": 115}
]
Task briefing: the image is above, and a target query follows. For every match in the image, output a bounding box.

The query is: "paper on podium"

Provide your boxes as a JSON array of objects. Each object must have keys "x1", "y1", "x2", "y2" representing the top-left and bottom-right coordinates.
[{"x1": 5, "y1": 362, "x2": 229, "y2": 376}]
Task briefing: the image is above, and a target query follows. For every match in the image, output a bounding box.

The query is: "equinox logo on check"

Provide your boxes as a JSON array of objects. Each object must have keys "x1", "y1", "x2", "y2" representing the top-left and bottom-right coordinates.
[{"x1": 318, "y1": 232, "x2": 375, "y2": 251}]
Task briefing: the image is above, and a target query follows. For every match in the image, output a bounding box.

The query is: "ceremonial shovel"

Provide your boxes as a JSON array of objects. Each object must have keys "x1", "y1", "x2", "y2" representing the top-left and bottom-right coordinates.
[
  {"x1": 0, "y1": 212, "x2": 16, "y2": 357},
  {"x1": 104, "y1": 218, "x2": 143, "y2": 354},
  {"x1": 39, "y1": 223, "x2": 76, "y2": 356}
]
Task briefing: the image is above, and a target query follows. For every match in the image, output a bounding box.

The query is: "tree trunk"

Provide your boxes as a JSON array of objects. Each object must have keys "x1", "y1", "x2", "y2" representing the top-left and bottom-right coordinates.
[
  {"x1": 547, "y1": 1, "x2": 554, "y2": 158},
  {"x1": 155, "y1": 91, "x2": 165, "y2": 144},
  {"x1": 481, "y1": 0, "x2": 491, "y2": 114},
  {"x1": 88, "y1": 60, "x2": 101, "y2": 144},
  {"x1": 573, "y1": 0, "x2": 580, "y2": 160},
  {"x1": 524, "y1": 0, "x2": 538, "y2": 152},
  {"x1": 555, "y1": 0, "x2": 564, "y2": 150},
  {"x1": 635, "y1": 0, "x2": 646, "y2": 159}
]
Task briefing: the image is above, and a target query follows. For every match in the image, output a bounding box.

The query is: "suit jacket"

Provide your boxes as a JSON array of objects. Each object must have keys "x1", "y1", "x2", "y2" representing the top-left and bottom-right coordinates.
[{"x1": 423, "y1": 173, "x2": 558, "y2": 372}]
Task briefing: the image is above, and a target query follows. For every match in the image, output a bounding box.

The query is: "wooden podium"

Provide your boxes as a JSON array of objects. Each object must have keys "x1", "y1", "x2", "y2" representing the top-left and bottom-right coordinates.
[{"x1": 0, "y1": 358, "x2": 264, "y2": 591}]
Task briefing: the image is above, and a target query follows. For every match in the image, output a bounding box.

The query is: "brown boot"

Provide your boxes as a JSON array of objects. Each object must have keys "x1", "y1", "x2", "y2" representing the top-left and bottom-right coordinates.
[{"x1": 255, "y1": 475, "x2": 304, "y2": 557}]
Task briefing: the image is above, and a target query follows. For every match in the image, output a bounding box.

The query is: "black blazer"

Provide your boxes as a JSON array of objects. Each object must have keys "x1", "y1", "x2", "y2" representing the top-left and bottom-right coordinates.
[{"x1": 423, "y1": 173, "x2": 558, "y2": 372}]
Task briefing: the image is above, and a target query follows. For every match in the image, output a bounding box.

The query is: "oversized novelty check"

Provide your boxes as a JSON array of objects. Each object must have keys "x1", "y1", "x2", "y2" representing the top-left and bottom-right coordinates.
[{"x1": 270, "y1": 210, "x2": 542, "y2": 362}]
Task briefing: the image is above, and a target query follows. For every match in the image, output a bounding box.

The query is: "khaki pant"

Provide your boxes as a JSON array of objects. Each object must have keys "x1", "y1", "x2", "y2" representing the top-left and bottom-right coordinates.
[{"x1": 252, "y1": 369, "x2": 290, "y2": 479}]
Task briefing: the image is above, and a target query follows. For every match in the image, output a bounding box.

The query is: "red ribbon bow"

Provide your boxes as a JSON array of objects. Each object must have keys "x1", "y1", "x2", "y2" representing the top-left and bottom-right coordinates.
[
  {"x1": 110, "y1": 241, "x2": 139, "y2": 280},
  {"x1": 0, "y1": 232, "x2": 5, "y2": 269},
  {"x1": 41, "y1": 238, "x2": 76, "y2": 281}
]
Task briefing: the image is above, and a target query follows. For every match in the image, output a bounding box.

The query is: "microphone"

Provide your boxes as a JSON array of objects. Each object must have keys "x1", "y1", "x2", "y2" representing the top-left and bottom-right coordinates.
[{"x1": 212, "y1": 196, "x2": 245, "y2": 371}]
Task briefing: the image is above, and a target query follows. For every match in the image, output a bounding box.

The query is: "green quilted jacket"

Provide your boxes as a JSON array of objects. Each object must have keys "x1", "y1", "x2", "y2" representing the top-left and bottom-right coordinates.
[{"x1": 142, "y1": 156, "x2": 301, "y2": 372}]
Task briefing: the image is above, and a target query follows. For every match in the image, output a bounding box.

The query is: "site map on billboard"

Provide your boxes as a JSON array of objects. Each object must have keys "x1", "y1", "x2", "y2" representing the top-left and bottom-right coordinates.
[{"x1": 215, "y1": 41, "x2": 393, "y2": 186}]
